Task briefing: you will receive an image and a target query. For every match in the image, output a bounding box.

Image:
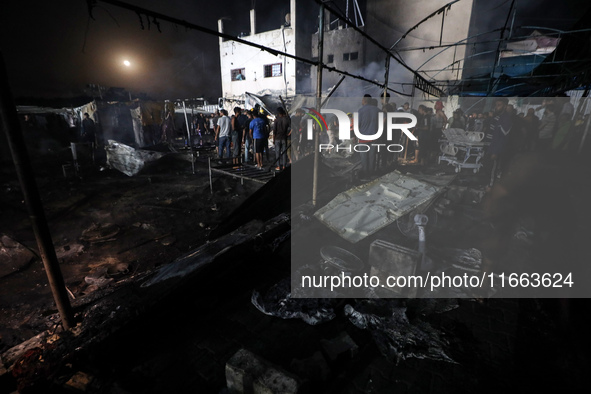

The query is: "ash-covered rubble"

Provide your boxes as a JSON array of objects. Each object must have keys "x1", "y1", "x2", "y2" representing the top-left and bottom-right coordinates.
[
  {"x1": 252, "y1": 284, "x2": 459, "y2": 365},
  {"x1": 344, "y1": 299, "x2": 456, "y2": 365},
  {"x1": 251, "y1": 277, "x2": 337, "y2": 325}
]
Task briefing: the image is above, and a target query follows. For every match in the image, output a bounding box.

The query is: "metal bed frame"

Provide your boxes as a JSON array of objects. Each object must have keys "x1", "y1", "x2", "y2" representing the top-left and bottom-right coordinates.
[{"x1": 438, "y1": 128, "x2": 488, "y2": 173}]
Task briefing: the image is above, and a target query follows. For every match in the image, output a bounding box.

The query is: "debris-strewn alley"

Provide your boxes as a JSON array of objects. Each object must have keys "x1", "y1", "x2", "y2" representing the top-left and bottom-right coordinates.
[
  {"x1": 1, "y1": 145, "x2": 590, "y2": 393},
  {"x1": 3, "y1": 0, "x2": 591, "y2": 392}
]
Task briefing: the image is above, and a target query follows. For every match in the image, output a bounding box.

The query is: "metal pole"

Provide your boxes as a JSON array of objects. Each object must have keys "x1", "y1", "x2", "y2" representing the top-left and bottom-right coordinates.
[
  {"x1": 70, "y1": 142, "x2": 79, "y2": 175},
  {"x1": 313, "y1": 3, "x2": 324, "y2": 207},
  {"x1": 439, "y1": 10, "x2": 445, "y2": 46},
  {"x1": 578, "y1": 110, "x2": 591, "y2": 154},
  {"x1": 278, "y1": 95, "x2": 292, "y2": 168},
  {"x1": 321, "y1": 75, "x2": 346, "y2": 108},
  {"x1": 509, "y1": 9, "x2": 516, "y2": 39},
  {"x1": 487, "y1": 0, "x2": 516, "y2": 95},
  {"x1": 346, "y1": 0, "x2": 349, "y2": 22},
  {"x1": 575, "y1": 86, "x2": 589, "y2": 117},
  {"x1": 182, "y1": 101, "x2": 195, "y2": 174},
  {"x1": 208, "y1": 156, "x2": 213, "y2": 194},
  {"x1": 279, "y1": 95, "x2": 289, "y2": 116},
  {"x1": 0, "y1": 53, "x2": 75, "y2": 329},
  {"x1": 382, "y1": 56, "x2": 390, "y2": 106},
  {"x1": 402, "y1": 83, "x2": 416, "y2": 162}
]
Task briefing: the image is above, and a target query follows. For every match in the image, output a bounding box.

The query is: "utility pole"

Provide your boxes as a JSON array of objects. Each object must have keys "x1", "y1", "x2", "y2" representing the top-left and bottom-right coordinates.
[
  {"x1": 383, "y1": 56, "x2": 390, "y2": 105},
  {"x1": 312, "y1": 3, "x2": 324, "y2": 207},
  {"x1": 0, "y1": 53, "x2": 75, "y2": 329}
]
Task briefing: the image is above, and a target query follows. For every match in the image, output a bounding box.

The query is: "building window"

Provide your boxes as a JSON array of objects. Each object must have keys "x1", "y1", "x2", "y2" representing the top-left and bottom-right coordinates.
[
  {"x1": 342, "y1": 52, "x2": 358, "y2": 61},
  {"x1": 231, "y1": 68, "x2": 246, "y2": 81},
  {"x1": 264, "y1": 63, "x2": 282, "y2": 77},
  {"x1": 327, "y1": 54, "x2": 334, "y2": 63}
]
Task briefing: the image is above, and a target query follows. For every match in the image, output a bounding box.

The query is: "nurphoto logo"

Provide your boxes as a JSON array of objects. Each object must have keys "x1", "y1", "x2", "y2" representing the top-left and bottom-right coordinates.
[{"x1": 302, "y1": 108, "x2": 418, "y2": 153}]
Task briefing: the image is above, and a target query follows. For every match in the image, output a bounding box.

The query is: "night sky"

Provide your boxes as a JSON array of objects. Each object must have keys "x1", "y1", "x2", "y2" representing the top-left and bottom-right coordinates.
[
  {"x1": 0, "y1": 0, "x2": 276, "y2": 101},
  {"x1": 1, "y1": 0, "x2": 588, "y2": 102}
]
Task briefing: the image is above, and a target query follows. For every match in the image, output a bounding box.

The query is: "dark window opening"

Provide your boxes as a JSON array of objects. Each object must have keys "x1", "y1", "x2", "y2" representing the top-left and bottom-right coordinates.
[
  {"x1": 343, "y1": 52, "x2": 358, "y2": 61},
  {"x1": 327, "y1": 54, "x2": 334, "y2": 63},
  {"x1": 231, "y1": 68, "x2": 246, "y2": 81}
]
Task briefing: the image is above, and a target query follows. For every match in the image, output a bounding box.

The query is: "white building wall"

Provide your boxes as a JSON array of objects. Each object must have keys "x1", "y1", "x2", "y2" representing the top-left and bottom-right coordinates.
[
  {"x1": 311, "y1": 27, "x2": 367, "y2": 96},
  {"x1": 219, "y1": 26, "x2": 296, "y2": 99}
]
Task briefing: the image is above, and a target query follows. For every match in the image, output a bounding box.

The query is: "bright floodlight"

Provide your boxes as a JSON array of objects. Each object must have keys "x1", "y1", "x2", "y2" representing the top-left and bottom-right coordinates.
[{"x1": 123, "y1": 60, "x2": 131, "y2": 67}]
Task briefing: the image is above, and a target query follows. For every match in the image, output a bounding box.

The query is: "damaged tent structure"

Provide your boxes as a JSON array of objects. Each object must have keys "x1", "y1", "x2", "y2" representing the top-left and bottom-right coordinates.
[
  {"x1": 14, "y1": 98, "x2": 218, "y2": 177},
  {"x1": 17, "y1": 98, "x2": 215, "y2": 150}
]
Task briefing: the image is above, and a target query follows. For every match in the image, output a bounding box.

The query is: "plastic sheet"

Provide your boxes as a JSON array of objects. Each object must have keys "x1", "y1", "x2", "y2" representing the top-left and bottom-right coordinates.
[
  {"x1": 251, "y1": 278, "x2": 337, "y2": 325},
  {"x1": 104, "y1": 140, "x2": 166, "y2": 176}
]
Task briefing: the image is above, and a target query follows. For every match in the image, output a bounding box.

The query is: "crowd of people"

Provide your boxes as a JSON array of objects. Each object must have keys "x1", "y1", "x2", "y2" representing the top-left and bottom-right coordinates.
[
  {"x1": 196, "y1": 106, "x2": 292, "y2": 171},
  {"x1": 455, "y1": 97, "x2": 586, "y2": 186},
  {"x1": 289, "y1": 95, "x2": 588, "y2": 183},
  {"x1": 286, "y1": 94, "x2": 448, "y2": 179},
  {"x1": 176, "y1": 96, "x2": 587, "y2": 183}
]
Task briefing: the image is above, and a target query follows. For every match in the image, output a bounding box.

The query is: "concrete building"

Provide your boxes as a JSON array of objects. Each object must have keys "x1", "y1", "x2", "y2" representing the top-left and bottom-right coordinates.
[
  {"x1": 310, "y1": 0, "x2": 475, "y2": 98},
  {"x1": 311, "y1": 3, "x2": 368, "y2": 97},
  {"x1": 217, "y1": 0, "x2": 316, "y2": 103},
  {"x1": 219, "y1": 0, "x2": 474, "y2": 101}
]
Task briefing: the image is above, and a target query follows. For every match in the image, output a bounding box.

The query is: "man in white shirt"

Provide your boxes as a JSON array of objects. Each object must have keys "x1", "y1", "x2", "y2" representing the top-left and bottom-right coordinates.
[
  {"x1": 397, "y1": 102, "x2": 410, "y2": 112},
  {"x1": 215, "y1": 109, "x2": 231, "y2": 159}
]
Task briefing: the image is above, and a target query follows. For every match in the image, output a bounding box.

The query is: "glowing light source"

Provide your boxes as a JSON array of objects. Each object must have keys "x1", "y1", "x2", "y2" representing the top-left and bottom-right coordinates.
[{"x1": 123, "y1": 60, "x2": 131, "y2": 67}]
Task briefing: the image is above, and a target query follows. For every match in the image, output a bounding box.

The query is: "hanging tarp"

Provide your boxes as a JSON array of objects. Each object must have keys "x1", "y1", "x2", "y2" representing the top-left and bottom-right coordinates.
[
  {"x1": 130, "y1": 106, "x2": 145, "y2": 148},
  {"x1": 97, "y1": 102, "x2": 135, "y2": 145},
  {"x1": 499, "y1": 31, "x2": 561, "y2": 77},
  {"x1": 503, "y1": 30, "x2": 560, "y2": 56},
  {"x1": 139, "y1": 101, "x2": 166, "y2": 126},
  {"x1": 16, "y1": 102, "x2": 96, "y2": 146}
]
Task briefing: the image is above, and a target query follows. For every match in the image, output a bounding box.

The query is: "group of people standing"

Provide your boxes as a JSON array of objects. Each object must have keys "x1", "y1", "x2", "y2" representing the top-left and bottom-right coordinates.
[
  {"x1": 213, "y1": 106, "x2": 292, "y2": 171},
  {"x1": 203, "y1": 95, "x2": 586, "y2": 183},
  {"x1": 287, "y1": 95, "x2": 452, "y2": 179}
]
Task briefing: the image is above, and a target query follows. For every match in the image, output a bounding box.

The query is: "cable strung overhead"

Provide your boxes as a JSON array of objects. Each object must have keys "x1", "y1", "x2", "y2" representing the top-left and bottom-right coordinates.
[
  {"x1": 389, "y1": 0, "x2": 461, "y2": 50},
  {"x1": 89, "y1": 0, "x2": 409, "y2": 96}
]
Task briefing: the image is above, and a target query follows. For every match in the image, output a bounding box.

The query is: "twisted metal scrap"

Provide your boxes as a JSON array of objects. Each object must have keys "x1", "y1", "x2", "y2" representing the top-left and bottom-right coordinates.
[{"x1": 344, "y1": 300, "x2": 456, "y2": 364}]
